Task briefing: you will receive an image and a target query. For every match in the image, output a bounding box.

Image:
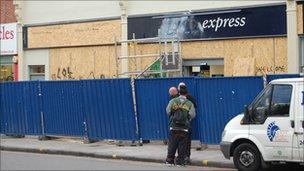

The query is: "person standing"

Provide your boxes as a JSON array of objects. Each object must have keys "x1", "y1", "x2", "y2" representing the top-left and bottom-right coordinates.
[
  {"x1": 169, "y1": 86, "x2": 179, "y2": 99},
  {"x1": 165, "y1": 88, "x2": 196, "y2": 166},
  {"x1": 178, "y1": 82, "x2": 197, "y2": 164}
]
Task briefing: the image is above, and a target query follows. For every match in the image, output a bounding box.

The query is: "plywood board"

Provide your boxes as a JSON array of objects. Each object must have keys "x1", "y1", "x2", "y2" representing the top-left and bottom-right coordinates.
[
  {"x1": 50, "y1": 45, "x2": 119, "y2": 80},
  {"x1": 28, "y1": 20, "x2": 121, "y2": 49},
  {"x1": 49, "y1": 37, "x2": 287, "y2": 79},
  {"x1": 273, "y1": 37, "x2": 287, "y2": 74},
  {"x1": 181, "y1": 37, "x2": 287, "y2": 76},
  {"x1": 233, "y1": 58, "x2": 255, "y2": 76},
  {"x1": 181, "y1": 42, "x2": 202, "y2": 58}
]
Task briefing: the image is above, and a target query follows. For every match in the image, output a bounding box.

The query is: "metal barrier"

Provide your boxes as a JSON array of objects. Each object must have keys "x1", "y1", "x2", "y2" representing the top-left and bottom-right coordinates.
[
  {"x1": 1, "y1": 76, "x2": 265, "y2": 144},
  {"x1": 0, "y1": 81, "x2": 42, "y2": 135},
  {"x1": 135, "y1": 77, "x2": 200, "y2": 140},
  {"x1": 82, "y1": 79, "x2": 137, "y2": 140},
  {"x1": 195, "y1": 76, "x2": 264, "y2": 144},
  {"x1": 0, "y1": 79, "x2": 137, "y2": 140},
  {"x1": 40, "y1": 81, "x2": 85, "y2": 137}
]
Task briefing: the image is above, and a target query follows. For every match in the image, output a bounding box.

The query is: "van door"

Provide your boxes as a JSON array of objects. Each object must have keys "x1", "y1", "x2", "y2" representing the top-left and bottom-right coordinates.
[
  {"x1": 302, "y1": 87, "x2": 304, "y2": 162},
  {"x1": 294, "y1": 84, "x2": 304, "y2": 162},
  {"x1": 249, "y1": 84, "x2": 294, "y2": 161}
]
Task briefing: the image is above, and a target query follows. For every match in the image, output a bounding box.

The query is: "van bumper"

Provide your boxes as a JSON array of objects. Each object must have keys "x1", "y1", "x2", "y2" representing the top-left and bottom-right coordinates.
[{"x1": 220, "y1": 141, "x2": 231, "y2": 159}]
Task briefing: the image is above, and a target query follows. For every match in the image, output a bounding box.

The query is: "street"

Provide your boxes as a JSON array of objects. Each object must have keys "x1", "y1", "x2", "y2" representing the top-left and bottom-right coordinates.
[{"x1": 0, "y1": 151, "x2": 234, "y2": 170}]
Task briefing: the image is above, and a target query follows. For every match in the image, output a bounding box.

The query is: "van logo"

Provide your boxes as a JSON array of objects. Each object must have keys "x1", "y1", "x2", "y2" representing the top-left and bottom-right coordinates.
[{"x1": 267, "y1": 122, "x2": 280, "y2": 142}]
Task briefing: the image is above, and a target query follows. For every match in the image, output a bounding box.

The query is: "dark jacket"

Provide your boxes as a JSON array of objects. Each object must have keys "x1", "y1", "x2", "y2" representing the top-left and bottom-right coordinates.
[
  {"x1": 170, "y1": 94, "x2": 179, "y2": 99},
  {"x1": 186, "y1": 94, "x2": 197, "y2": 109}
]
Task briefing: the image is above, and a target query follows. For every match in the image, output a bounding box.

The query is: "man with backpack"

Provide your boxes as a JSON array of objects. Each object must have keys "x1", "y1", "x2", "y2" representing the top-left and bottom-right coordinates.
[
  {"x1": 177, "y1": 83, "x2": 197, "y2": 164},
  {"x1": 165, "y1": 87, "x2": 196, "y2": 166}
]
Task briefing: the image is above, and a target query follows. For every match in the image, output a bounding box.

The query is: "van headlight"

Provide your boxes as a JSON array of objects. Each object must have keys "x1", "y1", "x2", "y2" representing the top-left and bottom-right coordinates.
[{"x1": 221, "y1": 130, "x2": 226, "y2": 139}]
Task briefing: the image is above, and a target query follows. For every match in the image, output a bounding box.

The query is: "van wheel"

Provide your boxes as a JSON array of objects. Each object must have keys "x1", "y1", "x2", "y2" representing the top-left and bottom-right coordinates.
[{"x1": 233, "y1": 143, "x2": 261, "y2": 171}]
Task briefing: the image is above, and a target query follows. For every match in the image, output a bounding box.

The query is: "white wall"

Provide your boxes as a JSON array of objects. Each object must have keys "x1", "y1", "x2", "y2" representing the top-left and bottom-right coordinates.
[
  {"x1": 127, "y1": 1, "x2": 285, "y2": 16},
  {"x1": 20, "y1": 0, "x2": 285, "y2": 25},
  {"x1": 24, "y1": 49, "x2": 49, "y2": 80},
  {"x1": 21, "y1": 1, "x2": 120, "y2": 25}
]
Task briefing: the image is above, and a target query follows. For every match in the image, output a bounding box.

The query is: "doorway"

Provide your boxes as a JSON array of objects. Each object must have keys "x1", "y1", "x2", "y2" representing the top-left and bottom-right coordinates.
[{"x1": 183, "y1": 58, "x2": 224, "y2": 77}]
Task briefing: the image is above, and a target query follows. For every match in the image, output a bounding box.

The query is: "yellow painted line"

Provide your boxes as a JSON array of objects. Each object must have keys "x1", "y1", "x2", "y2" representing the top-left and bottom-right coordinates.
[{"x1": 202, "y1": 160, "x2": 208, "y2": 166}]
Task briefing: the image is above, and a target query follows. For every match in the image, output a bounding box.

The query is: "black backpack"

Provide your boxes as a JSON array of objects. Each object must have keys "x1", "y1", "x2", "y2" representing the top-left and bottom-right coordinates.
[{"x1": 171, "y1": 100, "x2": 189, "y2": 128}]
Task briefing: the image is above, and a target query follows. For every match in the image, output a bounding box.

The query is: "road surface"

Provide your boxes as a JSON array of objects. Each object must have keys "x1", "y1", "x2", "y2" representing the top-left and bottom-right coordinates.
[{"x1": 1, "y1": 151, "x2": 234, "y2": 170}]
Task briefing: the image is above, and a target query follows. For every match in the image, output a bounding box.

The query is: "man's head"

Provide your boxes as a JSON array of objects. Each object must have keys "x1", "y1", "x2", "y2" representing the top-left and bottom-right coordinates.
[
  {"x1": 169, "y1": 87, "x2": 178, "y2": 97},
  {"x1": 178, "y1": 82, "x2": 186, "y2": 91},
  {"x1": 179, "y1": 85, "x2": 188, "y2": 95}
]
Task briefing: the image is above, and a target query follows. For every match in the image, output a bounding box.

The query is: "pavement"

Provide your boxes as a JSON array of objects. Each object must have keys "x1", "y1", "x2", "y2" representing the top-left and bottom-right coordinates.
[{"x1": 0, "y1": 135, "x2": 234, "y2": 169}]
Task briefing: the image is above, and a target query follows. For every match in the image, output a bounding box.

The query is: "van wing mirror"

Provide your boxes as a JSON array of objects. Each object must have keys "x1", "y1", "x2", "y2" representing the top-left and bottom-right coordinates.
[{"x1": 242, "y1": 105, "x2": 251, "y2": 124}]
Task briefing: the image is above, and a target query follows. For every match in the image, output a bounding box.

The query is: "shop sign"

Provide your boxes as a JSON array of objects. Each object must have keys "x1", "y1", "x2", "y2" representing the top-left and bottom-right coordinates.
[
  {"x1": 128, "y1": 5, "x2": 286, "y2": 40},
  {"x1": 0, "y1": 23, "x2": 17, "y2": 55}
]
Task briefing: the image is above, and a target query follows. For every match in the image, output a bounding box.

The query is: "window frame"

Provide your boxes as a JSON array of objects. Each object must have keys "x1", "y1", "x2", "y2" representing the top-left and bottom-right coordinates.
[
  {"x1": 249, "y1": 84, "x2": 273, "y2": 124},
  {"x1": 268, "y1": 84, "x2": 293, "y2": 118},
  {"x1": 28, "y1": 65, "x2": 45, "y2": 81},
  {"x1": 249, "y1": 84, "x2": 293, "y2": 124}
]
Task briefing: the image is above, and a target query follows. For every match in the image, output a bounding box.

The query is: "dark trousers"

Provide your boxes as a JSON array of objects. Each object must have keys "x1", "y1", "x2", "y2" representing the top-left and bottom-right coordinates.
[
  {"x1": 166, "y1": 130, "x2": 188, "y2": 165},
  {"x1": 186, "y1": 127, "x2": 192, "y2": 158}
]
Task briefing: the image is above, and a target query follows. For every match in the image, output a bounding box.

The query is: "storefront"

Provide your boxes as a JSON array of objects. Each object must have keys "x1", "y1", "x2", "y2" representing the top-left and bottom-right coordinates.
[
  {"x1": 0, "y1": 22, "x2": 18, "y2": 82},
  {"x1": 22, "y1": 2, "x2": 303, "y2": 80},
  {"x1": 128, "y1": 4, "x2": 287, "y2": 77}
]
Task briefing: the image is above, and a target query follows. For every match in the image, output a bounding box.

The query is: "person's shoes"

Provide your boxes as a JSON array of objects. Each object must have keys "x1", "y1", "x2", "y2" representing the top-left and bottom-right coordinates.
[
  {"x1": 176, "y1": 163, "x2": 186, "y2": 167},
  {"x1": 165, "y1": 161, "x2": 174, "y2": 166},
  {"x1": 184, "y1": 156, "x2": 190, "y2": 164}
]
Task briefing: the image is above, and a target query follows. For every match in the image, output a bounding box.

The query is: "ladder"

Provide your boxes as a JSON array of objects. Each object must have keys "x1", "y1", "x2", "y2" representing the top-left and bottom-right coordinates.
[{"x1": 114, "y1": 33, "x2": 183, "y2": 78}]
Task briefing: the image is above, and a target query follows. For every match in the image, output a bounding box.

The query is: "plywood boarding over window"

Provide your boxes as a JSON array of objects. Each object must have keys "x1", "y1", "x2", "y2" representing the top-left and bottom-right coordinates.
[
  {"x1": 297, "y1": 4, "x2": 303, "y2": 35},
  {"x1": 121, "y1": 37, "x2": 287, "y2": 77},
  {"x1": 49, "y1": 37, "x2": 287, "y2": 79},
  {"x1": 181, "y1": 37, "x2": 287, "y2": 76},
  {"x1": 49, "y1": 45, "x2": 120, "y2": 80},
  {"x1": 27, "y1": 20, "x2": 121, "y2": 49}
]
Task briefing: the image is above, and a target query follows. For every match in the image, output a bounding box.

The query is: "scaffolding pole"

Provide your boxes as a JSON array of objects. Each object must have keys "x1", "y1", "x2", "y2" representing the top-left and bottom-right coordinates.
[{"x1": 115, "y1": 33, "x2": 182, "y2": 78}]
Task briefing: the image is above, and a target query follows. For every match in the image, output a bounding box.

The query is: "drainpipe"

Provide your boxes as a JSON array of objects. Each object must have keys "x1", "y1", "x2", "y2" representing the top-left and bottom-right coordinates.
[
  {"x1": 119, "y1": 0, "x2": 129, "y2": 77},
  {"x1": 13, "y1": 0, "x2": 24, "y2": 80},
  {"x1": 286, "y1": 0, "x2": 300, "y2": 73}
]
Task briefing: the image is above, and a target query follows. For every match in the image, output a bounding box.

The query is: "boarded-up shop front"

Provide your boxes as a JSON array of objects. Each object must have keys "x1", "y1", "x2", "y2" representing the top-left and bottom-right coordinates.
[{"x1": 128, "y1": 4, "x2": 288, "y2": 77}]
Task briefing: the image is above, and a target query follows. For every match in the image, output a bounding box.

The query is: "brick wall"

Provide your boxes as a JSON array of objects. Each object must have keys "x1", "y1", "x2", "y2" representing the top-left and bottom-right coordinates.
[{"x1": 0, "y1": 0, "x2": 16, "y2": 23}]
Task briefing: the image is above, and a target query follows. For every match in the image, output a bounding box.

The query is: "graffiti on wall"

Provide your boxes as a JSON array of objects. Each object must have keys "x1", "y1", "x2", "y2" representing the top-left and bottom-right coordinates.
[
  {"x1": 51, "y1": 67, "x2": 105, "y2": 80},
  {"x1": 256, "y1": 65, "x2": 286, "y2": 75},
  {"x1": 55, "y1": 67, "x2": 75, "y2": 80}
]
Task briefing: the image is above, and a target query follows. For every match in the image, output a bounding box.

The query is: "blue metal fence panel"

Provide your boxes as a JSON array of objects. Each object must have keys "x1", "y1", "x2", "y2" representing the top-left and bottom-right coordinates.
[
  {"x1": 195, "y1": 76, "x2": 264, "y2": 144},
  {"x1": 40, "y1": 81, "x2": 85, "y2": 137},
  {"x1": 135, "y1": 77, "x2": 200, "y2": 140},
  {"x1": 266, "y1": 74, "x2": 301, "y2": 83},
  {"x1": 0, "y1": 81, "x2": 42, "y2": 135},
  {"x1": 82, "y1": 79, "x2": 137, "y2": 140}
]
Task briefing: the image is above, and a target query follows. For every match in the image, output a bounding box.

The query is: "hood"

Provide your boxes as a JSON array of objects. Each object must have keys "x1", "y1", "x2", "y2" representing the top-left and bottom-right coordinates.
[{"x1": 224, "y1": 114, "x2": 244, "y2": 131}]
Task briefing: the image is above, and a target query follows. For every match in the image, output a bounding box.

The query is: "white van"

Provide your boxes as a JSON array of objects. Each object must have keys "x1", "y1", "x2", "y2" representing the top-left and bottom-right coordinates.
[{"x1": 220, "y1": 78, "x2": 304, "y2": 171}]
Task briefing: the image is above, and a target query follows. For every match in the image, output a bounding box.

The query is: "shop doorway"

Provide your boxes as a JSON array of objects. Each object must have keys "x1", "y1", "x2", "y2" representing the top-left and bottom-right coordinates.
[
  {"x1": 0, "y1": 56, "x2": 15, "y2": 82},
  {"x1": 182, "y1": 58, "x2": 224, "y2": 77}
]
